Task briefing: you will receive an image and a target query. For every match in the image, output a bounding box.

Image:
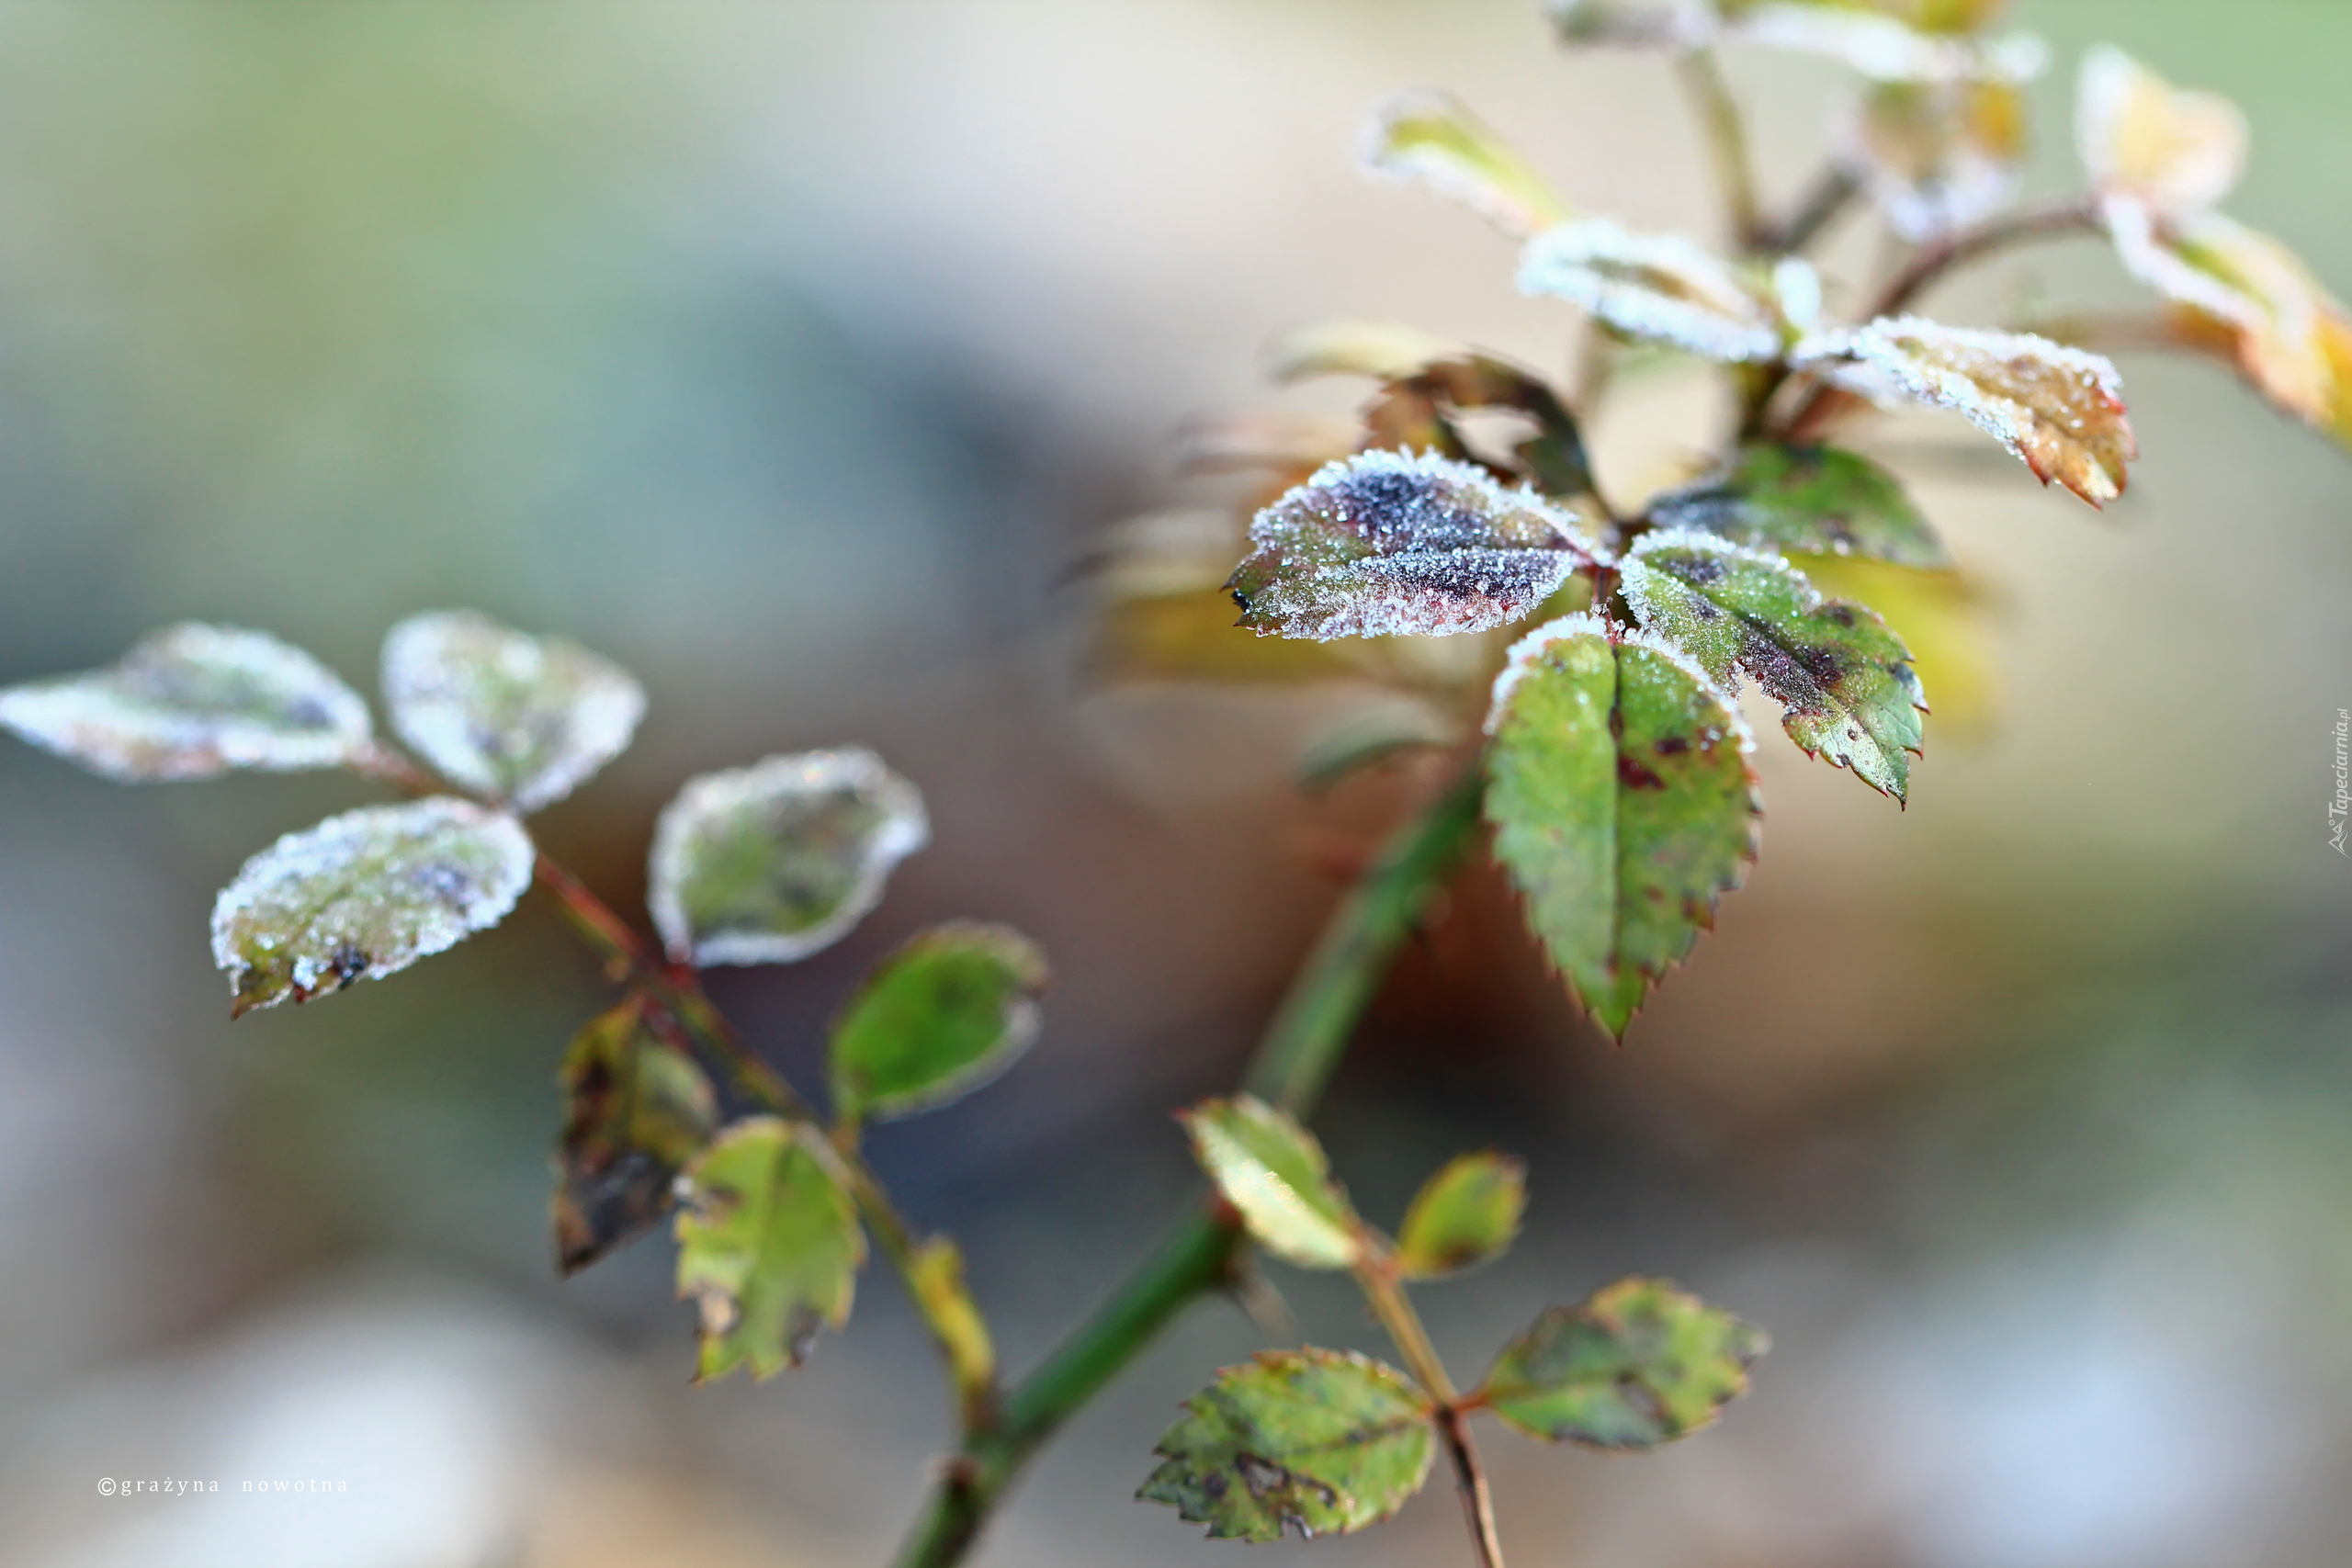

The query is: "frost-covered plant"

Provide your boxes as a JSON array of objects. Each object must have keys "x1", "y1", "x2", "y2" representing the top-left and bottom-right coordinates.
[{"x1": 6, "y1": 7, "x2": 2346, "y2": 1568}]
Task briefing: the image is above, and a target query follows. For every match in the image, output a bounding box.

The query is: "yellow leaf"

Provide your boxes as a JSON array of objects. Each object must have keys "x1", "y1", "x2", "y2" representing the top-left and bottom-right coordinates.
[{"x1": 2076, "y1": 46, "x2": 2245, "y2": 218}]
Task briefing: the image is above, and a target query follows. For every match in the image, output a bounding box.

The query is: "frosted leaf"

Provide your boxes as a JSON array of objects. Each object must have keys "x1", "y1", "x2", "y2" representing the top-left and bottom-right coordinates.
[
  {"x1": 1621, "y1": 530, "x2": 1928, "y2": 800},
  {"x1": 1792, "y1": 316, "x2": 2135, "y2": 506},
  {"x1": 649, "y1": 748, "x2": 928, "y2": 967},
  {"x1": 0, "y1": 624, "x2": 371, "y2": 783},
  {"x1": 381, "y1": 611, "x2": 646, "y2": 814},
  {"x1": 1361, "y1": 90, "x2": 1571, "y2": 240},
  {"x1": 1519, "y1": 220, "x2": 1806, "y2": 364},
  {"x1": 209, "y1": 797, "x2": 535, "y2": 1016},
  {"x1": 1265, "y1": 321, "x2": 1471, "y2": 385},
  {"x1": 1228, "y1": 449, "x2": 1597, "y2": 641},
  {"x1": 1483, "y1": 615, "x2": 1758, "y2": 1040},
  {"x1": 2105, "y1": 201, "x2": 2352, "y2": 443},
  {"x1": 1545, "y1": 0, "x2": 1715, "y2": 49},
  {"x1": 1730, "y1": 5, "x2": 2046, "y2": 85},
  {"x1": 2075, "y1": 46, "x2": 2245, "y2": 219},
  {"x1": 1644, "y1": 443, "x2": 1951, "y2": 569},
  {"x1": 1840, "y1": 78, "x2": 2026, "y2": 243}
]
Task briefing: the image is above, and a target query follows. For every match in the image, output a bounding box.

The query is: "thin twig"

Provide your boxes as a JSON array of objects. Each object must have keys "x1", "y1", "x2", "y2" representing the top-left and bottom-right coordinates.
[
  {"x1": 1766, "y1": 164, "x2": 1860, "y2": 255},
  {"x1": 1438, "y1": 1406, "x2": 1508, "y2": 1568},
  {"x1": 1675, "y1": 48, "x2": 1763, "y2": 252}
]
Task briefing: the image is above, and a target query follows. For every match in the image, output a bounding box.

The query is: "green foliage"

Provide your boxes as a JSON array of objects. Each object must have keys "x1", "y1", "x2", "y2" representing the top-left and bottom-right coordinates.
[
  {"x1": 1483, "y1": 616, "x2": 1759, "y2": 1039},
  {"x1": 1178, "y1": 1094, "x2": 1362, "y2": 1269},
  {"x1": 1139, "y1": 1350, "x2": 1435, "y2": 1541},
  {"x1": 1477, "y1": 1278, "x2": 1767, "y2": 1450},
  {"x1": 1620, "y1": 531, "x2": 1928, "y2": 799},
  {"x1": 1645, "y1": 444, "x2": 1950, "y2": 568},
  {"x1": 554, "y1": 995, "x2": 718, "y2": 1274},
  {"x1": 830, "y1": 922, "x2": 1050, "y2": 1126},
  {"x1": 0, "y1": 623, "x2": 371, "y2": 781},
  {"x1": 209, "y1": 796, "x2": 537, "y2": 1015},
  {"x1": 381, "y1": 609, "x2": 646, "y2": 814},
  {"x1": 674, "y1": 1117, "x2": 865, "y2": 1382},
  {"x1": 1395, "y1": 1151, "x2": 1526, "y2": 1279},
  {"x1": 1363, "y1": 89, "x2": 1571, "y2": 240},
  {"x1": 648, "y1": 748, "x2": 929, "y2": 967}
]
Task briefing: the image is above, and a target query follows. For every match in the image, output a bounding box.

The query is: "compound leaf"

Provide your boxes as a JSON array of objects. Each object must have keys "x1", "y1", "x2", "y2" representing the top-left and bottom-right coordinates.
[
  {"x1": 1645, "y1": 443, "x2": 1950, "y2": 568},
  {"x1": 1483, "y1": 615, "x2": 1758, "y2": 1040},
  {"x1": 555, "y1": 995, "x2": 718, "y2": 1275},
  {"x1": 1229, "y1": 450, "x2": 1592, "y2": 640},
  {"x1": 1621, "y1": 531, "x2": 1928, "y2": 799},
  {"x1": 674, "y1": 1117, "x2": 864, "y2": 1382},
  {"x1": 2076, "y1": 45, "x2": 2245, "y2": 219},
  {"x1": 1179, "y1": 1095, "x2": 1361, "y2": 1270},
  {"x1": 830, "y1": 921, "x2": 1049, "y2": 1124},
  {"x1": 210, "y1": 797, "x2": 535, "y2": 1016},
  {"x1": 1519, "y1": 219, "x2": 1812, "y2": 364},
  {"x1": 1477, "y1": 1278, "x2": 1766, "y2": 1450},
  {"x1": 381, "y1": 610, "x2": 645, "y2": 814},
  {"x1": 1793, "y1": 316, "x2": 2135, "y2": 506},
  {"x1": 1396, "y1": 1151, "x2": 1526, "y2": 1280},
  {"x1": 1140, "y1": 1349, "x2": 1435, "y2": 1542},
  {"x1": 649, "y1": 749, "x2": 928, "y2": 967},
  {"x1": 0, "y1": 624, "x2": 371, "y2": 783},
  {"x1": 1362, "y1": 89, "x2": 1571, "y2": 239}
]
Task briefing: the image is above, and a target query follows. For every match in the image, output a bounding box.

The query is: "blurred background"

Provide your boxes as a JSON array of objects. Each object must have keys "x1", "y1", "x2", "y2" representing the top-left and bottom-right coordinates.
[{"x1": 1, "y1": 2, "x2": 2347, "y2": 1564}]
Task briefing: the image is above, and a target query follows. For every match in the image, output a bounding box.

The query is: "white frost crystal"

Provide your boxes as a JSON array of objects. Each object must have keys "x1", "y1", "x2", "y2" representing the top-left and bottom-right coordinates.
[
  {"x1": 210, "y1": 797, "x2": 537, "y2": 1015},
  {"x1": 381, "y1": 611, "x2": 646, "y2": 814},
  {"x1": 0, "y1": 624, "x2": 371, "y2": 782},
  {"x1": 1519, "y1": 220, "x2": 1802, "y2": 364},
  {"x1": 649, "y1": 749, "x2": 930, "y2": 967}
]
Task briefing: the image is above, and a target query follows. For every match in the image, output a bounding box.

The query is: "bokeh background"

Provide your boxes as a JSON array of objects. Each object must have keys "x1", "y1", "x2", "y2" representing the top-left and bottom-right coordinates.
[{"x1": 2, "y1": 2, "x2": 2347, "y2": 1564}]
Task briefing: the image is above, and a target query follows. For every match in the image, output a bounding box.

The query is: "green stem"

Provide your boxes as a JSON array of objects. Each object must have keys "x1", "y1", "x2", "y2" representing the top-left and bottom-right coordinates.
[
  {"x1": 1676, "y1": 48, "x2": 1762, "y2": 252},
  {"x1": 888, "y1": 767, "x2": 1489, "y2": 1568}
]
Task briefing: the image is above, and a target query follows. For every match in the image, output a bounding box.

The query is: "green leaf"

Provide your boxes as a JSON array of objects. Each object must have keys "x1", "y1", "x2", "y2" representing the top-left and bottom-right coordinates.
[
  {"x1": 1483, "y1": 615, "x2": 1758, "y2": 1039},
  {"x1": 1140, "y1": 1349, "x2": 1436, "y2": 1542},
  {"x1": 1519, "y1": 219, "x2": 1815, "y2": 364},
  {"x1": 0, "y1": 623, "x2": 371, "y2": 783},
  {"x1": 1178, "y1": 1095, "x2": 1361, "y2": 1269},
  {"x1": 1361, "y1": 89, "x2": 1571, "y2": 239},
  {"x1": 1792, "y1": 316, "x2": 2135, "y2": 507},
  {"x1": 1621, "y1": 531, "x2": 1928, "y2": 800},
  {"x1": 554, "y1": 995, "x2": 718, "y2": 1275},
  {"x1": 648, "y1": 748, "x2": 928, "y2": 967},
  {"x1": 674, "y1": 1117, "x2": 865, "y2": 1382},
  {"x1": 1477, "y1": 1278, "x2": 1766, "y2": 1450},
  {"x1": 1402, "y1": 356, "x2": 1597, "y2": 500},
  {"x1": 381, "y1": 610, "x2": 645, "y2": 814},
  {"x1": 1396, "y1": 1151, "x2": 1526, "y2": 1280},
  {"x1": 830, "y1": 921, "x2": 1050, "y2": 1124},
  {"x1": 1646, "y1": 444, "x2": 1949, "y2": 568},
  {"x1": 1229, "y1": 450, "x2": 1592, "y2": 641},
  {"x1": 210, "y1": 797, "x2": 536, "y2": 1016}
]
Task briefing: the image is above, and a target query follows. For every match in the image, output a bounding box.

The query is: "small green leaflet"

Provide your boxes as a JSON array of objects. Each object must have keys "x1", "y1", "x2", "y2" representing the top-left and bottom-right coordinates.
[
  {"x1": 381, "y1": 610, "x2": 646, "y2": 814},
  {"x1": 1483, "y1": 615, "x2": 1758, "y2": 1040},
  {"x1": 1361, "y1": 88, "x2": 1571, "y2": 240},
  {"x1": 1228, "y1": 449, "x2": 1593, "y2": 640},
  {"x1": 1519, "y1": 219, "x2": 1817, "y2": 364},
  {"x1": 1644, "y1": 444, "x2": 1951, "y2": 568},
  {"x1": 209, "y1": 797, "x2": 537, "y2": 1016},
  {"x1": 554, "y1": 995, "x2": 718, "y2": 1275},
  {"x1": 674, "y1": 1118, "x2": 865, "y2": 1382},
  {"x1": 1395, "y1": 1151, "x2": 1526, "y2": 1279},
  {"x1": 1178, "y1": 1095, "x2": 1361, "y2": 1270},
  {"x1": 1140, "y1": 1349, "x2": 1435, "y2": 1542},
  {"x1": 830, "y1": 921, "x2": 1050, "y2": 1125},
  {"x1": 1619, "y1": 530, "x2": 1928, "y2": 799},
  {"x1": 648, "y1": 748, "x2": 929, "y2": 967},
  {"x1": 0, "y1": 623, "x2": 371, "y2": 782},
  {"x1": 1476, "y1": 1278, "x2": 1766, "y2": 1450}
]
